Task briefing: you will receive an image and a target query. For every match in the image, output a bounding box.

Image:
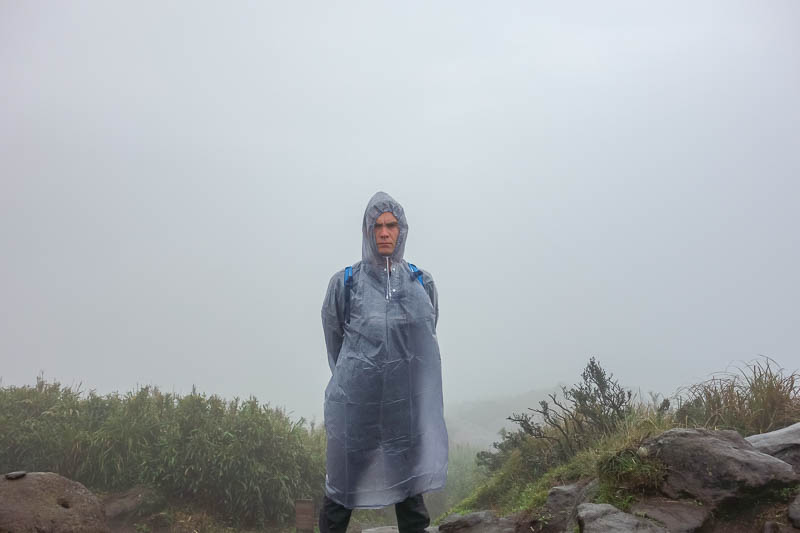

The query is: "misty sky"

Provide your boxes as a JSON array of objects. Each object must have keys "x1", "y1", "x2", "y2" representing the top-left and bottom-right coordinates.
[{"x1": 2, "y1": 2, "x2": 798, "y2": 423}]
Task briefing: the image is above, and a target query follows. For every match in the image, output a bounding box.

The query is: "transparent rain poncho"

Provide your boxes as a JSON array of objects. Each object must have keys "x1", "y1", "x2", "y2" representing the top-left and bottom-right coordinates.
[{"x1": 321, "y1": 192, "x2": 448, "y2": 508}]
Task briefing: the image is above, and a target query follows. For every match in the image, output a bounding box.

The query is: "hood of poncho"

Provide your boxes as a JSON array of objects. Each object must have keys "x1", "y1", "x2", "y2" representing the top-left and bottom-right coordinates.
[{"x1": 361, "y1": 191, "x2": 409, "y2": 267}]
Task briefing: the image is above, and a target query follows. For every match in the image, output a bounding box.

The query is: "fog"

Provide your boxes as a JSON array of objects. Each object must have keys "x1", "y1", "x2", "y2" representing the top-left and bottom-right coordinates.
[{"x1": 2, "y1": 1, "x2": 798, "y2": 425}]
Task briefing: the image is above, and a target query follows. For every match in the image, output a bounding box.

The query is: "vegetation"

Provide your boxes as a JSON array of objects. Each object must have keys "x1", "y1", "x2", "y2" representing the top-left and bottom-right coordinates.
[
  {"x1": 508, "y1": 357, "x2": 633, "y2": 461},
  {"x1": 595, "y1": 446, "x2": 666, "y2": 511},
  {"x1": 675, "y1": 357, "x2": 800, "y2": 436},
  {"x1": 451, "y1": 356, "x2": 800, "y2": 519},
  {"x1": 0, "y1": 378, "x2": 325, "y2": 527},
  {"x1": 467, "y1": 357, "x2": 637, "y2": 514},
  {"x1": 2, "y1": 356, "x2": 797, "y2": 529}
]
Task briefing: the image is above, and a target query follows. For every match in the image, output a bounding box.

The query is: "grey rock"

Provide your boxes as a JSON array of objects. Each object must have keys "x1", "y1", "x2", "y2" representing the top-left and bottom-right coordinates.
[
  {"x1": 547, "y1": 479, "x2": 598, "y2": 514},
  {"x1": 630, "y1": 498, "x2": 709, "y2": 532},
  {"x1": 528, "y1": 479, "x2": 598, "y2": 532},
  {"x1": 641, "y1": 428, "x2": 799, "y2": 506},
  {"x1": 0, "y1": 471, "x2": 110, "y2": 533},
  {"x1": 577, "y1": 503, "x2": 668, "y2": 532},
  {"x1": 789, "y1": 493, "x2": 800, "y2": 528},
  {"x1": 438, "y1": 511, "x2": 515, "y2": 533},
  {"x1": 746, "y1": 422, "x2": 800, "y2": 472}
]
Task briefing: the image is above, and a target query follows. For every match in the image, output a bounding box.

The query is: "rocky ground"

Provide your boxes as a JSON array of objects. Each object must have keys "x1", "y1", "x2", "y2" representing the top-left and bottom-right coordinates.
[{"x1": 2, "y1": 422, "x2": 799, "y2": 532}]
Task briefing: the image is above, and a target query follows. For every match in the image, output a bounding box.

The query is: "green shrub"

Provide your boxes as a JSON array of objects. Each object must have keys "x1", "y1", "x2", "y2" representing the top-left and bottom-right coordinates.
[
  {"x1": 596, "y1": 447, "x2": 665, "y2": 511},
  {"x1": 479, "y1": 357, "x2": 632, "y2": 477},
  {"x1": 0, "y1": 378, "x2": 325, "y2": 527},
  {"x1": 510, "y1": 357, "x2": 632, "y2": 462}
]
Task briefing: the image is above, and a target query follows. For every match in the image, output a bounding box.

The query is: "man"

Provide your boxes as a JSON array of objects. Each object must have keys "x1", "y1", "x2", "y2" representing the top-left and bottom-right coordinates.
[{"x1": 320, "y1": 192, "x2": 448, "y2": 533}]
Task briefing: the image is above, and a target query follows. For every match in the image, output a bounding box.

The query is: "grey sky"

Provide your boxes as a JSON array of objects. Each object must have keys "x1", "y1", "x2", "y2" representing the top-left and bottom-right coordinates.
[{"x1": 2, "y1": 1, "x2": 798, "y2": 423}]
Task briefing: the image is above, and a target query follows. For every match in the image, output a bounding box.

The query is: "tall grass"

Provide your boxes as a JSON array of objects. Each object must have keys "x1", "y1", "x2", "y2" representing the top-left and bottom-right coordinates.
[
  {"x1": 0, "y1": 378, "x2": 325, "y2": 527},
  {"x1": 675, "y1": 357, "x2": 800, "y2": 435}
]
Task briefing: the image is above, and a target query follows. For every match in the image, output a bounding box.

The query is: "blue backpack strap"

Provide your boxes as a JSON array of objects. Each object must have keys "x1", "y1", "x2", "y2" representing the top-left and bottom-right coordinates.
[
  {"x1": 408, "y1": 263, "x2": 424, "y2": 287},
  {"x1": 344, "y1": 266, "x2": 353, "y2": 324}
]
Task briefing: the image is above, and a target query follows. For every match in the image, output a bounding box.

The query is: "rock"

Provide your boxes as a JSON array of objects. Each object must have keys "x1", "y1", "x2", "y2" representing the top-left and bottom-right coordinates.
[
  {"x1": 524, "y1": 479, "x2": 598, "y2": 532},
  {"x1": 0, "y1": 471, "x2": 110, "y2": 533},
  {"x1": 438, "y1": 511, "x2": 515, "y2": 533},
  {"x1": 746, "y1": 422, "x2": 800, "y2": 472},
  {"x1": 789, "y1": 493, "x2": 800, "y2": 528},
  {"x1": 547, "y1": 478, "x2": 598, "y2": 515},
  {"x1": 641, "y1": 428, "x2": 799, "y2": 506},
  {"x1": 577, "y1": 503, "x2": 668, "y2": 532},
  {"x1": 630, "y1": 497, "x2": 710, "y2": 532}
]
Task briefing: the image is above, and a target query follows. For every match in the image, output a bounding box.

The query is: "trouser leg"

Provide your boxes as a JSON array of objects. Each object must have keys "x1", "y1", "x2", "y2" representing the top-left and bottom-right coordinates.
[
  {"x1": 395, "y1": 494, "x2": 430, "y2": 533},
  {"x1": 319, "y1": 496, "x2": 352, "y2": 533}
]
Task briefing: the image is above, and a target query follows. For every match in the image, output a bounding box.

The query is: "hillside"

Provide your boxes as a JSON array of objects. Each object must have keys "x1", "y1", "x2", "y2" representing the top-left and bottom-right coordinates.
[{"x1": 437, "y1": 357, "x2": 800, "y2": 532}]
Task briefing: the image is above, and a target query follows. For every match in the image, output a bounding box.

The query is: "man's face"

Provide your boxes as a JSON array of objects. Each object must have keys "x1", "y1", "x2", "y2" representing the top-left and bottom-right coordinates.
[{"x1": 374, "y1": 211, "x2": 400, "y2": 256}]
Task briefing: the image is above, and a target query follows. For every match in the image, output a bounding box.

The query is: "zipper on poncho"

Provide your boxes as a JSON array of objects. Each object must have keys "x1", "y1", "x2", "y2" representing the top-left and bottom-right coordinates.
[{"x1": 385, "y1": 257, "x2": 391, "y2": 300}]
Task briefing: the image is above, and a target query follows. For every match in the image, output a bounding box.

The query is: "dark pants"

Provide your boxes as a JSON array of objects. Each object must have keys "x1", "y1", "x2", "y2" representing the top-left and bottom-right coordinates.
[{"x1": 318, "y1": 494, "x2": 430, "y2": 533}]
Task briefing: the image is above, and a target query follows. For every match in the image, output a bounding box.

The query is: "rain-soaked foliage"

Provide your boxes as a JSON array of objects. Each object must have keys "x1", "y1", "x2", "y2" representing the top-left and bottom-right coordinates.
[{"x1": 0, "y1": 378, "x2": 325, "y2": 526}]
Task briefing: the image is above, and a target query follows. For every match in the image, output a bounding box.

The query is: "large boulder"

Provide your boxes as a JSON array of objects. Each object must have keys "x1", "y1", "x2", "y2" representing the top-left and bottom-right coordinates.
[
  {"x1": 629, "y1": 497, "x2": 710, "y2": 532},
  {"x1": 577, "y1": 503, "x2": 667, "y2": 532},
  {"x1": 0, "y1": 471, "x2": 110, "y2": 533},
  {"x1": 746, "y1": 422, "x2": 800, "y2": 473},
  {"x1": 641, "y1": 428, "x2": 799, "y2": 506}
]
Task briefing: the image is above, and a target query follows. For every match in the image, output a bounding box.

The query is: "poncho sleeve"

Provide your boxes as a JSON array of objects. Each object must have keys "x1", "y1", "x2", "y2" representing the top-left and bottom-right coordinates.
[{"x1": 321, "y1": 269, "x2": 346, "y2": 373}]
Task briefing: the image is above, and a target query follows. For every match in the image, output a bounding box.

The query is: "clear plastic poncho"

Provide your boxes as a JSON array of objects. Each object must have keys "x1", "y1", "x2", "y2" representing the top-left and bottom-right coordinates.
[{"x1": 321, "y1": 191, "x2": 448, "y2": 508}]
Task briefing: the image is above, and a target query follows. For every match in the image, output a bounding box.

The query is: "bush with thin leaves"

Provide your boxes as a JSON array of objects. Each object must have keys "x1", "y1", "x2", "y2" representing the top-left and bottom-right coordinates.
[{"x1": 479, "y1": 357, "x2": 633, "y2": 474}]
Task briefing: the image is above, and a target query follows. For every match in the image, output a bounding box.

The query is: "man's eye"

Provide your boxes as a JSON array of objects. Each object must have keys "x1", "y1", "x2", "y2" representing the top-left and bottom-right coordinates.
[{"x1": 375, "y1": 222, "x2": 399, "y2": 230}]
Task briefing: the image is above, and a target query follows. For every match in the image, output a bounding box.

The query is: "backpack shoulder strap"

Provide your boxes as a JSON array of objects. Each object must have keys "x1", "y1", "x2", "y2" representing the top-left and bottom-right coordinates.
[
  {"x1": 408, "y1": 263, "x2": 425, "y2": 287},
  {"x1": 343, "y1": 266, "x2": 354, "y2": 324}
]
